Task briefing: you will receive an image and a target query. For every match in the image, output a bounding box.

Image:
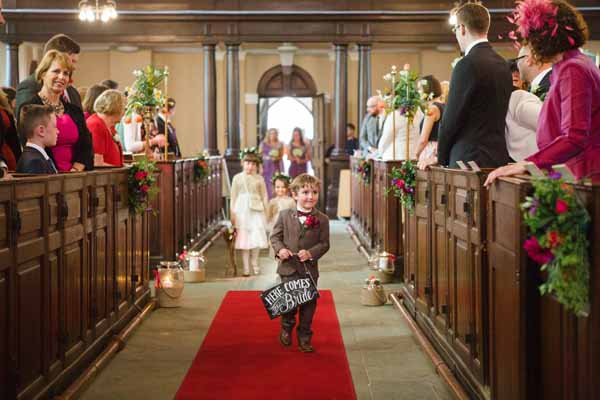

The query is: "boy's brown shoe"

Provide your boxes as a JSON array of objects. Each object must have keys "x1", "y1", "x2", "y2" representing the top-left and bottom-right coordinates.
[
  {"x1": 298, "y1": 340, "x2": 314, "y2": 353},
  {"x1": 279, "y1": 329, "x2": 292, "y2": 347}
]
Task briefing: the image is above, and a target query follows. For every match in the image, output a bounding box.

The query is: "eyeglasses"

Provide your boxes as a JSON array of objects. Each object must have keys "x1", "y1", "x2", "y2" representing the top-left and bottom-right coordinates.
[
  {"x1": 451, "y1": 24, "x2": 461, "y2": 33},
  {"x1": 514, "y1": 55, "x2": 527, "y2": 63}
]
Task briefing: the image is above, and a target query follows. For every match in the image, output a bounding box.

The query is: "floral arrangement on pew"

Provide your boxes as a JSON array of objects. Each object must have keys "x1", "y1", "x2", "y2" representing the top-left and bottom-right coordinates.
[
  {"x1": 124, "y1": 65, "x2": 168, "y2": 118},
  {"x1": 387, "y1": 160, "x2": 416, "y2": 211},
  {"x1": 194, "y1": 152, "x2": 211, "y2": 182},
  {"x1": 356, "y1": 158, "x2": 371, "y2": 184},
  {"x1": 381, "y1": 64, "x2": 427, "y2": 212},
  {"x1": 521, "y1": 172, "x2": 590, "y2": 315},
  {"x1": 128, "y1": 158, "x2": 159, "y2": 215}
]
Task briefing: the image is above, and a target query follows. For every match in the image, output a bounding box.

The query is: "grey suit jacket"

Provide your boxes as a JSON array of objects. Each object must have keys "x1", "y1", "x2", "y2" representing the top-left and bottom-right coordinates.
[
  {"x1": 359, "y1": 113, "x2": 382, "y2": 153},
  {"x1": 270, "y1": 208, "x2": 330, "y2": 279}
]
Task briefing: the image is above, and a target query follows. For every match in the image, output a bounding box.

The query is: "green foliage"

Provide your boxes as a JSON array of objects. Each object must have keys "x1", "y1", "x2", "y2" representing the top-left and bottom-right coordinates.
[
  {"x1": 124, "y1": 65, "x2": 168, "y2": 117},
  {"x1": 355, "y1": 158, "x2": 371, "y2": 184},
  {"x1": 194, "y1": 154, "x2": 211, "y2": 182},
  {"x1": 521, "y1": 175, "x2": 590, "y2": 315},
  {"x1": 382, "y1": 66, "x2": 429, "y2": 123},
  {"x1": 128, "y1": 158, "x2": 159, "y2": 215}
]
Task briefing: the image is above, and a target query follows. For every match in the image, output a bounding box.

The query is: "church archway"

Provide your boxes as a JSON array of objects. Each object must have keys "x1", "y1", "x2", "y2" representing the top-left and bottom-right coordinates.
[{"x1": 257, "y1": 64, "x2": 317, "y2": 98}]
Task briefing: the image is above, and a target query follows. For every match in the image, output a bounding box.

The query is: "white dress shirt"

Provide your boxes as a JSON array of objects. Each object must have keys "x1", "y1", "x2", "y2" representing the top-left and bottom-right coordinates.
[
  {"x1": 464, "y1": 38, "x2": 489, "y2": 56},
  {"x1": 530, "y1": 68, "x2": 552, "y2": 89},
  {"x1": 122, "y1": 113, "x2": 145, "y2": 153},
  {"x1": 505, "y1": 90, "x2": 541, "y2": 161}
]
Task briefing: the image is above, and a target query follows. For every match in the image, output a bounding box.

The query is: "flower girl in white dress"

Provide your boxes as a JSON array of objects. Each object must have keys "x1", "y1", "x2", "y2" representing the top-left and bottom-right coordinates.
[{"x1": 230, "y1": 149, "x2": 269, "y2": 276}]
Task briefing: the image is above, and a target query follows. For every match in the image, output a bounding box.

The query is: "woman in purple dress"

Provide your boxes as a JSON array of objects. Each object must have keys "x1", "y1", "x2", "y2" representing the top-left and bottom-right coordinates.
[
  {"x1": 260, "y1": 128, "x2": 284, "y2": 198},
  {"x1": 286, "y1": 127, "x2": 311, "y2": 178}
]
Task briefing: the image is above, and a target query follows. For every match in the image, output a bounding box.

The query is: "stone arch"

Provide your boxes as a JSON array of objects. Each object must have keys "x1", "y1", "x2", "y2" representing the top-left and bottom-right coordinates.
[{"x1": 257, "y1": 64, "x2": 317, "y2": 97}]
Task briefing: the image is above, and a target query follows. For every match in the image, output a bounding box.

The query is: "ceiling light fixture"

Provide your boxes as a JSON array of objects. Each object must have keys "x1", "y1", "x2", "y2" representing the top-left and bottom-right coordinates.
[{"x1": 78, "y1": 0, "x2": 118, "y2": 23}]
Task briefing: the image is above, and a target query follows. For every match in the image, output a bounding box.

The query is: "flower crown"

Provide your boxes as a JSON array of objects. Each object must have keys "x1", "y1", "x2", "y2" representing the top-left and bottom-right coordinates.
[
  {"x1": 239, "y1": 147, "x2": 261, "y2": 163},
  {"x1": 271, "y1": 172, "x2": 291, "y2": 186},
  {"x1": 507, "y1": 0, "x2": 576, "y2": 46}
]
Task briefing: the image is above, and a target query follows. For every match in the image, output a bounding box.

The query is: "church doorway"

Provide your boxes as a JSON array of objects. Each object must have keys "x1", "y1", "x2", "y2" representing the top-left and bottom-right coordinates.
[{"x1": 256, "y1": 64, "x2": 327, "y2": 207}]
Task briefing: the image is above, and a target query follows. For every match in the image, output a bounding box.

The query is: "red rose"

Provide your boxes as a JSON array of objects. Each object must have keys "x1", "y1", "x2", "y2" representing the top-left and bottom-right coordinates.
[
  {"x1": 135, "y1": 171, "x2": 147, "y2": 180},
  {"x1": 304, "y1": 215, "x2": 319, "y2": 228},
  {"x1": 524, "y1": 237, "x2": 554, "y2": 265},
  {"x1": 141, "y1": 184, "x2": 149, "y2": 193},
  {"x1": 547, "y1": 231, "x2": 562, "y2": 248},
  {"x1": 555, "y1": 199, "x2": 569, "y2": 214},
  {"x1": 396, "y1": 179, "x2": 405, "y2": 189}
]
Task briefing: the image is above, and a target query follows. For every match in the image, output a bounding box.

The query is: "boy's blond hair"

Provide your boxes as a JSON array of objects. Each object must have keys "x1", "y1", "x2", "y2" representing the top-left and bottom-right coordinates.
[{"x1": 290, "y1": 173, "x2": 321, "y2": 194}]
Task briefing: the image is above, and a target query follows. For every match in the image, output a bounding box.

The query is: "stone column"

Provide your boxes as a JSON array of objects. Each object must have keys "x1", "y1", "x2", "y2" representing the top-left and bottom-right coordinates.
[
  {"x1": 357, "y1": 43, "x2": 372, "y2": 132},
  {"x1": 225, "y1": 43, "x2": 241, "y2": 178},
  {"x1": 203, "y1": 43, "x2": 219, "y2": 155},
  {"x1": 5, "y1": 41, "x2": 21, "y2": 88},
  {"x1": 326, "y1": 43, "x2": 350, "y2": 217}
]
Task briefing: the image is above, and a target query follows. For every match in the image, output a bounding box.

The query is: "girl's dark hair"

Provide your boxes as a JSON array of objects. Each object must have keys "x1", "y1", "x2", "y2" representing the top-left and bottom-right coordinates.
[
  {"x1": 290, "y1": 127, "x2": 305, "y2": 146},
  {"x1": 526, "y1": 1, "x2": 588, "y2": 63},
  {"x1": 82, "y1": 84, "x2": 109, "y2": 115},
  {"x1": 420, "y1": 75, "x2": 442, "y2": 98}
]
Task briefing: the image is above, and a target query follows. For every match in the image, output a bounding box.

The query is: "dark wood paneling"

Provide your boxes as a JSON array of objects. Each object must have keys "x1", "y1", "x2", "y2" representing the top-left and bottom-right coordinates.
[{"x1": 0, "y1": 183, "x2": 12, "y2": 400}]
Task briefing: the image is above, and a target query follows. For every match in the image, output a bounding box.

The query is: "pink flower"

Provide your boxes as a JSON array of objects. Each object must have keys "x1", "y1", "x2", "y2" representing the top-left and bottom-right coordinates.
[
  {"x1": 524, "y1": 237, "x2": 554, "y2": 265},
  {"x1": 555, "y1": 199, "x2": 568, "y2": 214},
  {"x1": 395, "y1": 179, "x2": 405, "y2": 189},
  {"x1": 141, "y1": 184, "x2": 149, "y2": 193},
  {"x1": 403, "y1": 63, "x2": 410, "y2": 70},
  {"x1": 513, "y1": 0, "x2": 559, "y2": 40},
  {"x1": 304, "y1": 215, "x2": 320, "y2": 229},
  {"x1": 135, "y1": 171, "x2": 147, "y2": 180}
]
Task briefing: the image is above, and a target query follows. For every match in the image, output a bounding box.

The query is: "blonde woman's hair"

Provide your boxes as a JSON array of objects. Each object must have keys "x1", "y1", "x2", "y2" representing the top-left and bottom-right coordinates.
[
  {"x1": 94, "y1": 89, "x2": 125, "y2": 116},
  {"x1": 264, "y1": 128, "x2": 279, "y2": 144},
  {"x1": 35, "y1": 50, "x2": 73, "y2": 84}
]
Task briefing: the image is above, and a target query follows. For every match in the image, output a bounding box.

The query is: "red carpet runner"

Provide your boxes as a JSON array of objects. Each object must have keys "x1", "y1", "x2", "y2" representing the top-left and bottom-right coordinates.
[{"x1": 175, "y1": 290, "x2": 356, "y2": 400}]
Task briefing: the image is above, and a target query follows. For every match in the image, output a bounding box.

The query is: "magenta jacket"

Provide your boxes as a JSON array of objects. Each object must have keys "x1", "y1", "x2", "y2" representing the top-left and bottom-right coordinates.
[{"x1": 526, "y1": 49, "x2": 600, "y2": 180}]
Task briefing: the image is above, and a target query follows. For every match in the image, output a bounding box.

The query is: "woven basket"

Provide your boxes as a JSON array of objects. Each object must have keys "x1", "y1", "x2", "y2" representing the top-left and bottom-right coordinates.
[{"x1": 361, "y1": 281, "x2": 387, "y2": 306}]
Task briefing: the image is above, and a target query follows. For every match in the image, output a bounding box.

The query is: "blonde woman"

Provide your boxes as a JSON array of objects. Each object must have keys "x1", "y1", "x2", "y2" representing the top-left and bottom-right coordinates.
[
  {"x1": 87, "y1": 89, "x2": 125, "y2": 167},
  {"x1": 260, "y1": 128, "x2": 284, "y2": 198}
]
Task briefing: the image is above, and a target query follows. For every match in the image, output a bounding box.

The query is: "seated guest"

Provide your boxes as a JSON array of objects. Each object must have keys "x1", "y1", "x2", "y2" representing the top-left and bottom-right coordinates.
[
  {"x1": 16, "y1": 34, "x2": 82, "y2": 125},
  {"x1": 156, "y1": 98, "x2": 181, "y2": 157},
  {"x1": 346, "y1": 123, "x2": 359, "y2": 155},
  {"x1": 517, "y1": 44, "x2": 553, "y2": 100},
  {"x1": 19, "y1": 50, "x2": 93, "y2": 172},
  {"x1": 82, "y1": 83, "x2": 108, "y2": 119},
  {"x1": 431, "y1": 3, "x2": 512, "y2": 169},
  {"x1": 505, "y1": 88, "x2": 542, "y2": 161},
  {"x1": 0, "y1": 88, "x2": 21, "y2": 169},
  {"x1": 416, "y1": 75, "x2": 445, "y2": 167},
  {"x1": 87, "y1": 89, "x2": 125, "y2": 167},
  {"x1": 16, "y1": 104, "x2": 58, "y2": 174},
  {"x1": 101, "y1": 79, "x2": 119, "y2": 90},
  {"x1": 485, "y1": 0, "x2": 600, "y2": 185}
]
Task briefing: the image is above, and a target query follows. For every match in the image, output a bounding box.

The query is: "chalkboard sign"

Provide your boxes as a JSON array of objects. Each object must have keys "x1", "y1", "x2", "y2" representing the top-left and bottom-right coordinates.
[{"x1": 260, "y1": 277, "x2": 319, "y2": 319}]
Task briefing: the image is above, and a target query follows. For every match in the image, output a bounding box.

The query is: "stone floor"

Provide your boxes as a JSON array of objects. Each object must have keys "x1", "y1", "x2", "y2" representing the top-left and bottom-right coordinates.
[{"x1": 82, "y1": 221, "x2": 453, "y2": 400}]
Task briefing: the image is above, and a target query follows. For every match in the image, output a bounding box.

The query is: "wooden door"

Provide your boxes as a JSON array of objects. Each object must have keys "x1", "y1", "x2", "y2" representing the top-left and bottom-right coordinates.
[
  {"x1": 13, "y1": 178, "x2": 49, "y2": 398},
  {"x1": 430, "y1": 168, "x2": 450, "y2": 333},
  {"x1": 61, "y1": 174, "x2": 88, "y2": 368},
  {"x1": 312, "y1": 94, "x2": 326, "y2": 210},
  {"x1": 0, "y1": 182, "x2": 14, "y2": 400}
]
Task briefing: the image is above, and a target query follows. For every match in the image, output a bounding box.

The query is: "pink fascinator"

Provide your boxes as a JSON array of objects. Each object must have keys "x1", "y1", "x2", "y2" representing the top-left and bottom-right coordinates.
[{"x1": 507, "y1": 0, "x2": 576, "y2": 46}]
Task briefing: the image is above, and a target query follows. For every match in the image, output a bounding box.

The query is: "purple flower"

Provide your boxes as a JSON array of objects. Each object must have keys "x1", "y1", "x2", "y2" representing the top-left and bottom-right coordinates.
[
  {"x1": 529, "y1": 206, "x2": 537, "y2": 216},
  {"x1": 399, "y1": 106, "x2": 408, "y2": 115},
  {"x1": 549, "y1": 171, "x2": 562, "y2": 180},
  {"x1": 392, "y1": 178, "x2": 398, "y2": 186}
]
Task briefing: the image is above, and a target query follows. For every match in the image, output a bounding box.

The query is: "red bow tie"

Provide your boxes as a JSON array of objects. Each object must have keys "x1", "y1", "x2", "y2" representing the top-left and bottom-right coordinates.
[{"x1": 297, "y1": 210, "x2": 312, "y2": 217}]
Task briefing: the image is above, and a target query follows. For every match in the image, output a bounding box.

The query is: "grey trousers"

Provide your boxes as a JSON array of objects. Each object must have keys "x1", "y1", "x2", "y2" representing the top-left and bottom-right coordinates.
[{"x1": 279, "y1": 272, "x2": 318, "y2": 342}]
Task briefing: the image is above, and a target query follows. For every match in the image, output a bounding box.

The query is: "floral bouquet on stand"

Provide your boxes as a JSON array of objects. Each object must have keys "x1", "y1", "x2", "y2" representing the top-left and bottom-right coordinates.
[
  {"x1": 194, "y1": 152, "x2": 211, "y2": 182},
  {"x1": 356, "y1": 158, "x2": 372, "y2": 184},
  {"x1": 521, "y1": 172, "x2": 590, "y2": 315},
  {"x1": 386, "y1": 159, "x2": 416, "y2": 211},
  {"x1": 128, "y1": 158, "x2": 159, "y2": 215}
]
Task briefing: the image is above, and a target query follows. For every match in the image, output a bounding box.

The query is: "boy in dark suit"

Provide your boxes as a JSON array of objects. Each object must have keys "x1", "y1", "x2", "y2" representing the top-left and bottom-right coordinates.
[
  {"x1": 16, "y1": 104, "x2": 59, "y2": 174},
  {"x1": 270, "y1": 173, "x2": 330, "y2": 353}
]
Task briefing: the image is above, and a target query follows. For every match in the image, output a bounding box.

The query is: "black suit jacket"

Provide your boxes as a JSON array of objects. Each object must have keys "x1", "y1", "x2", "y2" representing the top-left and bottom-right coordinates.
[
  {"x1": 156, "y1": 117, "x2": 181, "y2": 158},
  {"x1": 16, "y1": 74, "x2": 82, "y2": 142},
  {"x1": 19, "y1": 95, "x2": 94, "y2": 171},
  {"x1": 438, "y1": 42, "x2": 512, "y2": 168},
  {"x1": 16, "y1": 146, "x2": 56, "y2": 174},
  {"x1": 531, "y1": 70, "x2": 552, "y2": 100}
]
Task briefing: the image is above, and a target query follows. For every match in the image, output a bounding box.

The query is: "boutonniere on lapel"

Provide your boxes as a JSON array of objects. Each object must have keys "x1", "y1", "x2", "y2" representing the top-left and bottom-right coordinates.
[
  {"x1": 298, "y1": 212, "x2": 320, "y2": 238},
  {"x1": 531, "y1": 84, "x2": 547, "y2": 101}
]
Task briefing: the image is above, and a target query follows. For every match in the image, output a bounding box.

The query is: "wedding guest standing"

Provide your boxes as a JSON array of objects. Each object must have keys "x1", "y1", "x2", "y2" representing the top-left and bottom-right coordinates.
[
  {"x1": 19, "y1": 50, "x2": 93, "y2": 172},
  {"x1": 359, "y1": 96, "x2": 385, "y2": 155},
  {"x1": 433, "y1": 2, "x2": 512, "y2": 169},
  {"x1": 505, "y1": 88, "x2": 541, "y2": 162},
  {"x1": 0, "y1": 88, "x2": 21, "y2": 169},
  {"x1": 486, "y1": 0, "x2": 600, "y2": 185},
  {"x1": 517, "y1": 44, "x2": 553, "y2": 100},
  {"x1": 87, "y1": 90, "x2": 124, "y2": 167},
  {"x1": 346, "y1": 123, "x2": 359, "y2": 155},
  {"x1": 82, "y1": 83, "x2": 108, "y2": 119},
  {"x1": 1, "y1": 87, "x2": 16, "y2": 113},
  {"x1": 377, "y1": 107, "x2": 423, "y2": 161},
  {"x1": 415, "y1": 75, "x2": 445, "y2": 167},
  {"x1": 156, "y1": 98, "x2": 181, "y2": 158},
  {"x1": 287, "y1": 127, "x2": 311, "y2": 178},
  {"x1": 260, "y1": 128, "x2": 284, "y2": 198}
]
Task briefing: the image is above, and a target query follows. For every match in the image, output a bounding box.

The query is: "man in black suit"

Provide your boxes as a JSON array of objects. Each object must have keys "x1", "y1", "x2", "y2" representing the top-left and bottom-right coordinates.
[
  {"x1": 15, "y1": 34, "x2": 82, "y2": 129},
  {"x1": 16, "y1": 105, "x2": 59, "y2": 174},
  {"x1": 517, "y1": 44, "x2": 553, "y2": 101},
  {"x1": 434, "y1": 2, "x2": 512, "y2": 169}
]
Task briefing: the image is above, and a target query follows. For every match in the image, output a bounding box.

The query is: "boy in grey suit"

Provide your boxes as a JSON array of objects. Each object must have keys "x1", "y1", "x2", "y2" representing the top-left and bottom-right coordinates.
[{"x1": 270, "y1": 174, "x2": 330, "y2": 352}]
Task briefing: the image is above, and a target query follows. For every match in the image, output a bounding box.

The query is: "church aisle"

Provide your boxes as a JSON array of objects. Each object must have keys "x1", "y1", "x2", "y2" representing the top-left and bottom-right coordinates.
[{"x1": 81, "y1": 221, "x2": 453, "y2": 400}]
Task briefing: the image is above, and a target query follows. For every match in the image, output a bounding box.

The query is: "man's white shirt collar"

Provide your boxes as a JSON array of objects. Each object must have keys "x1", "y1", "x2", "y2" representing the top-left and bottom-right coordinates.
[
  {"x1": 531, "y1": 67, "x2": 553, "y2": 89},
  {"x1": 465, "y1": 38, "x2": 489, "y2": 56},
  {"x1": 26, "y1": 142, "x2": 51, "y2": 160}
]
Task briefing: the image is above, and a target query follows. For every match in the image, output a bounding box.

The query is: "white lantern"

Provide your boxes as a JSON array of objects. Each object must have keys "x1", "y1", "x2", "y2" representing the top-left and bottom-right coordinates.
[{"x1": 156, "y1": 261, "x2": 185, "y2": 307}]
